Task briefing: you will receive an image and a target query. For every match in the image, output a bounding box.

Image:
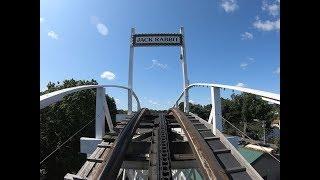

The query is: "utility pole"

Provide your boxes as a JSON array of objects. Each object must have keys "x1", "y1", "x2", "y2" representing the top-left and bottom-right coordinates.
[
  {"x1": 262, "y1": 120, "x2": 266, "y2": 145},
  {"x1": 243, "y1": 121, "x2": 247, "y2": 139},
  {"x1": 254, "y1": 119, "x2": 266, "y2": 145}
]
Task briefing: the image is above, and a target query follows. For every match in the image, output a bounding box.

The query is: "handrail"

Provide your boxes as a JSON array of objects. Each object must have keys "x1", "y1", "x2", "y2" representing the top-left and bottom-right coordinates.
[
  {"x1": 175, "y1": 82, "x2": 280, "y2": 106},
  {"x1": 40, "y1": 85, "x2": 141, "y2": 110}
]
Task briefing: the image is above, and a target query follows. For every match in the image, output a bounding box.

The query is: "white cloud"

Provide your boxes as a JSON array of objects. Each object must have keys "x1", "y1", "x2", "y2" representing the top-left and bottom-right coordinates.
[
  {"x1": 240, "y1": 57, "x2": 255, "y2": 70},
  {"x1": 236, "y1": 82, "x2": 245, "y2": 87},
  {"x1": 248, "y1": 57, "x2": 255, "y2": 62},
  {"x1": 262, "y1": 1, "x2": 280, "y2": 16},
  {"x1": 241, "y1": 32, "x2": 253, "y2": 40},
  {"x1": 114, "y1": 98, "x2": 120, "y2": 104},
  {"x1": 253, "y1": 19, "x2": 280, "y2": 31},
  {"x1": 189, "y1": 100, "x2": 196, "y2": 104},
  {"x1": 100, "y1": 71, "x2": 116, "y2": 80},
  {"x1": 274, "y1": 67, "x2": 280, "y2": 74},
  {"x1": 221, "y1": 0, "x2": 238, "y2": 13},
  {"x1": 148, "y1": 99, "x2": 159, "y2": 105},
  {"x1": 96, "y1": 23, "x2": 109, "y2": 36},
  {"x1": 40, "y1": 17, "x2": 45, "y2": 23},
  {"x1": 146, "y1": 59, "x2": 168, "y2": 70},
  {"x1": 268, "y1": 4, "x2": 280, "y2": 16},
  {"x1": 91, "y1": 16, "x2": 109, "y2": 36},
  {"x1": 48, "y1": 31, "x2": 59, "y2": 39},
  {"x1": 240, "y1": 63, "x2": 248, "y2": 69}
]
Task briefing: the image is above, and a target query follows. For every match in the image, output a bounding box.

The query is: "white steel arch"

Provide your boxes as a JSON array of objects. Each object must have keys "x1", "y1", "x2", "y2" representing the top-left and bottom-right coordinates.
[
  {"x1": 175, "y1": 83, "x2": 280, "y2": 106},
  {"x1": 40, "y1": 85, "x2": 141, "y2": 110},
  {"x1": 40, "y1": 84, "x2": 141, "y2": 139},
  {"x1": 174, "y1": 82, "x2": 280, "y2": 135}
]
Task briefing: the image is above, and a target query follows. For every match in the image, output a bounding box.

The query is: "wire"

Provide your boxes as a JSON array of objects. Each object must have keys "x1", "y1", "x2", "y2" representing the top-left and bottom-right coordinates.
[
  {"x1": 40, "y1": 118, "x2": 95, "y2": 165},
  {"x1": 40, "y1": 101, "x2": 117, "y2": 165},
  {"x1": 220, "y1": 115, "x2": 280, "y2": 163}
]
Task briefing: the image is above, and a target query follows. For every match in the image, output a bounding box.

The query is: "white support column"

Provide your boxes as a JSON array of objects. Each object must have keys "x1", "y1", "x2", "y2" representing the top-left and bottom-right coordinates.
[
  {"x1": 180, "y1": 27, "x2": 190, "y2": 113},
  {"x1": 209, "y1": 87, "x2": 222, "y2": 135},
  {"x1": 128, "y1": 28, "x2": 135, "y2": 115},
  {"x1": 95, "y1": 87, "x2": 106, "y2": 139},
  {"x1": 122, "y1": 169, "x2": 126, "y2": 180},
  {"x1": 103, "y1": 89, "x2": 115, "y2": 133}
]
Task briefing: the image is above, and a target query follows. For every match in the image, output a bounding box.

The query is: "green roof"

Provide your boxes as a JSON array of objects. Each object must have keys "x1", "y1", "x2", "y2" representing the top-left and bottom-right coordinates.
[{"x1": 237, "y1": 147, "x2": 263, "y2": 164}]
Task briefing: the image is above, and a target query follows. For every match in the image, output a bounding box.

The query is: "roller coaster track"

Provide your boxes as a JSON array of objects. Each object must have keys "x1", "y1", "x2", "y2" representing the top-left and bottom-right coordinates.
[
  {"x1": 65, "y1": 108, "x2": 261, "y2": 180},
  {"x1": 41, "y1": 28, "x2": 279, "y2": 179}
]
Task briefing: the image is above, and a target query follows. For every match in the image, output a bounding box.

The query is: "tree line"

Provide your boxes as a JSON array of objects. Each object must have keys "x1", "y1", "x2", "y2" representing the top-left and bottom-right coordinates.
[
  {"x1": 179, "y1": 93, "x2": 280, "y2": 142},
  {"x1": 40, "y1": 79, "x2": 117, "y2": 179}
]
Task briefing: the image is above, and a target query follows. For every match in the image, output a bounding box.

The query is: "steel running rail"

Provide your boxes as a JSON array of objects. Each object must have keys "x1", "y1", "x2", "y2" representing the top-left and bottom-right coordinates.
[
  {"x1": 175, "y1": 83, "x2": 280, "y2": 106},
  {"x1": 95, "y1": 108, "x2": 148, "y2": 179},
  {"x1": 169, "y1": 108, "x2": 229, "y2": 180}
]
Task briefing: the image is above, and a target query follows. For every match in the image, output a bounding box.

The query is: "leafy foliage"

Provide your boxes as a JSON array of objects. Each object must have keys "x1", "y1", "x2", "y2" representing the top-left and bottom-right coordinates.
[
  {"x1": 222, "y1": 93, "x2": 275, "y2": 139},
  {"x1": 179, "y1": 93, "x2": 279, "y2": 140},
  {"x1": 40, "y1": 79, "x2": 117, "y2": 179}
]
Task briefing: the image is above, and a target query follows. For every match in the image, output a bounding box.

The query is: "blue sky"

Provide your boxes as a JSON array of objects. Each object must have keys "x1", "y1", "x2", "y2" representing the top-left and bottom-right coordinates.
[{"x1": 40, "y1": 0, "x2": 280, "y2": 110}]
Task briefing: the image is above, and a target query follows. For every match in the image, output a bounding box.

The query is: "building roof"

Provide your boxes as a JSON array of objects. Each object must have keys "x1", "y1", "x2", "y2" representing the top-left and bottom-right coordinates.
[
  {"x1": 245, "y1": 144, "x2": 274, "y2": 153},
  {"x1": 237, "y1": 147, "x2": 263, "y2": 164}
]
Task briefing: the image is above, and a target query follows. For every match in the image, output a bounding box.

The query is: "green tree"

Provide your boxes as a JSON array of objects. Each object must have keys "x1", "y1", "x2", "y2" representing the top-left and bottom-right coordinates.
[
  {"x1": 178, "y1": 102, "x2": 211, "y2": 120},
  {"x1": 179, "y1": 93, "x2": 276, "y2": 140},
  {"x1": 40, "y1": 79, "x2": 117, "y2": 179},
  {"x1": 221, "y1": 93, "x2": 275, "y2": 139}
]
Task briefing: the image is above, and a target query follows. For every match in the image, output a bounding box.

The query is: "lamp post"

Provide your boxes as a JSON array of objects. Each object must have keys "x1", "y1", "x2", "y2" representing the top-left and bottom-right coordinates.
[{"x1": 253, "y1": 119, "x2": 266, "y2": 145}]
